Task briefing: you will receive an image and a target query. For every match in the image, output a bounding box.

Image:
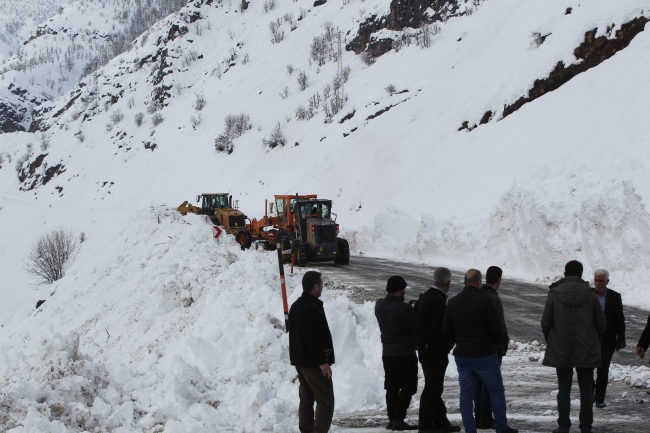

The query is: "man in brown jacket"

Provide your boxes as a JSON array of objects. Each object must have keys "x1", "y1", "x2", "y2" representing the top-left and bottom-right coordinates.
[{"x1": 541, "y1": 261, "x2": 606, "y2": 433}]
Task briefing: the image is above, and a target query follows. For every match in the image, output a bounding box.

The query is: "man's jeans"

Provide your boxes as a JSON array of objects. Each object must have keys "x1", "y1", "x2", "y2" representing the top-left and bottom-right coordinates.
[
  {"x1": 455, "y1": 354, "x2": 508, "y2": 433},
  {"x1": 473, "y1": 355, "x2": 503, "y2": 423},
  {"x1": 556, "y1": 368, "x2": 594, "y2": 432}
]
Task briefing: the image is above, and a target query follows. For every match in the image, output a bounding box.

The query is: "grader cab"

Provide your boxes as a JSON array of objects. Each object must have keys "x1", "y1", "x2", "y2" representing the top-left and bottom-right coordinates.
[
  {"x1": 238, "y1": 194, "x2": 350, "y2": 266},
  {"x1": 177, "y1": 193, "x2": 247, "y2": 235}
]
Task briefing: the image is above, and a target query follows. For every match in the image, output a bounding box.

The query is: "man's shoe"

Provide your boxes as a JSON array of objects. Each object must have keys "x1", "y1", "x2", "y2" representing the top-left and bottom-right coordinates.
[
  {"x1": 580, "y1": 429, "x2": 592, "y2": 433},
  {"x1": 552, "y1": 429, "x2": 568, "y2": 433},
  {"x1": 500, "y1": 427, "x2": 518, "y2": 433},
  {"x1": 418, "y1": 428, "x2": 435, "y2": 433},
  {"x1": 436, "y1": 425, "x2": 461, "y2": 433},
  {"x1": 387, "y1": 420, "x2": 393, "y2": 430},
  {"x1": 595, "y1": 400, "x2": 607, "y2": 408},
  {"x1": 391, "y1": 419, "x2": 418, "y2": 431},
  {"x1": 478, "y1": 418, "x2": 495, "y2": 429}
]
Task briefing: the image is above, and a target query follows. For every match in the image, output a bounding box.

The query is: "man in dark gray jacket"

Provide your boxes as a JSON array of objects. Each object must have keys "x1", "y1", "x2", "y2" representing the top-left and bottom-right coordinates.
[
  {"x1": 474, "y1": 266, "x2": 509, "y2": 429},
  {"x1": 541, "y1": 261, "x2": 606, "y2": 433},
  {"x1": 375, "y1": 276, "x2": 418, "y2": 431}
]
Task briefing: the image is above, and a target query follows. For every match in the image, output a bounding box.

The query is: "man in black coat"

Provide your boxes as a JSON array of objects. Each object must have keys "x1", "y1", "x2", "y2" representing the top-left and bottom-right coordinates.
[
  {"x1": 375, "y1": 276, "x2": 418, "y2": 431},
  {"x1": 442, "y1": 269, "x2": 518, "y2": 433},
  {"x1": 592, "y1": 269, "x2": 626, "y2": 408},
  {"x1": 415, "y1": 267, "x2": 460, "y2": 433},
  {"x1": 474, "y1": 266, "x2": 509, "y2": 429},
  {"x1": 289, "y1": 271, "x2": 335, "y2": 433}
]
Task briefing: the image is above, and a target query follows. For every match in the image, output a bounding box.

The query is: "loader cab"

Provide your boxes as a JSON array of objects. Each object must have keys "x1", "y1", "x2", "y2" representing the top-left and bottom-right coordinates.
[{"x1": 199, "y1": 194, "x2": 232, "y2": 215}]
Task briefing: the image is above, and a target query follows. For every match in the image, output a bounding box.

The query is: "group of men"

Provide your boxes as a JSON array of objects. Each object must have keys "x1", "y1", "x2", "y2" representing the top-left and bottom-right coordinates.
[{"x1": 287, "y1": 262, "x2": 650, "y2": 433}]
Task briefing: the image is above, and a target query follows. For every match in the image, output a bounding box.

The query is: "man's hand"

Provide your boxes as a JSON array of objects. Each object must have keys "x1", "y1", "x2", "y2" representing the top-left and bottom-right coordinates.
[
  {"x1": 616, "y1": 341, "x2": 626, "y2": 351},
  {"x1": 636, "y1": 346, "x2": 646, "y2": 358},
  {"x1": 320, "y1": 363, "x2": 332, "y2": 379},
  {"x1": 407, "y1": 299, "x2": 417, "y2": 306}
]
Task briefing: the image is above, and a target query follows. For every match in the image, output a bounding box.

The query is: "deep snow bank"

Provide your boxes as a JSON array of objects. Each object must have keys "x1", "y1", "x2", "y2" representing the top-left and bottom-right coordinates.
[
  {"x1": 348, "y1": 159, "x2": 650, "y2": 309},
  {"x1": 0, "y1": 207, "x2": 384, "y2": 432}
]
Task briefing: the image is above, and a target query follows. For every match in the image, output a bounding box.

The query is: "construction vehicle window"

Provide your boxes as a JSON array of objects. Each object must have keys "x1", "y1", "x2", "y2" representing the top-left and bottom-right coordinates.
[
  {"x1": 210, "y1": 195, "x2": 228, "y2": 208},
  {"x1": 321, "y1": 203, "x2": 331, "y2": 219},
  {"x1": 290, "y1": 199, "x2": 297, "y2": 214},
  {"x1": 276, "y1": 199, "x2": 284, "y2": 225},
  {"x1": 202, "y1": 196, "x2": 208, "y2": 209}
]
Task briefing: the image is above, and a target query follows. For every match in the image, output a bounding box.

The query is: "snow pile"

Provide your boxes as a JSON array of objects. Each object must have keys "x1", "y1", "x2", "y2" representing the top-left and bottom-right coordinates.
[
  {"x1": 0, "y1": 207, "x2": 384, "y2": 432},
  {"x1": 349, "y1": 159, "x2": 650, "y2": 308},
  {"x1": 609, "y1": 363, "x2": 650, "y2": 388}
]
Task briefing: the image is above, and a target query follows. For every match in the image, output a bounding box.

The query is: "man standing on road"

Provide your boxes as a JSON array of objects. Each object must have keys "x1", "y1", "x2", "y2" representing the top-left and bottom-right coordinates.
[
  {"x1": 635, "y1": 314, "x2": 650, "y2": 364},
  {"x1": 541, "y1": 261, "x2": 606, "y2": 433},
  {"x1": 415, "y1": 267, "x2": 461, "y2": 433},
  {"x1": 474, "y1": 266, "x2": 510, "y2": 429},
  {"x1": 289, "y1": 271, "x2": 335, "y2": 433},
  {"x1": 375, "y1": 276, "x2": 419, "y2": 431},
  {"x1": 442, "y1": 269, "x2": 518, "y2": 433},
  {"x1": 593, "y1": 269, "x2": 626, "y2": 408}
]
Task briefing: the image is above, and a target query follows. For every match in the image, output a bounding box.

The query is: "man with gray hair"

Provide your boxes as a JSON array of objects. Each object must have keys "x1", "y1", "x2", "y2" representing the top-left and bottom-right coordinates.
[
  {"x1": 593, "y1": 269, "x2": 626, "y2": 408},
  {"x1": 415, "y1": 267, "x2": 460, "y2": 433}
]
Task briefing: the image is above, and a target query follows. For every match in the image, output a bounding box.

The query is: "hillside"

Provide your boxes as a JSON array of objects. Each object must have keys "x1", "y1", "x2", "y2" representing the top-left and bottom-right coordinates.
[
  {"x1": 0, "y1": 0, "x2": 187, "y2": 133},
  {"x1": 2, "y1": 0, "x2": 650, "y2": 312},
  {"x1": 1, "y1": 0, "x2": 650, "y2": 430}
]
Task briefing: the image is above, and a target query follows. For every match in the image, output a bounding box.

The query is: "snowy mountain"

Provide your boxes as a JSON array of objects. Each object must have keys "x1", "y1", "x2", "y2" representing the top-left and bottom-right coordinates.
[
  {"x1": 2, "y1": 0, "x2": 648, "y2": 299},
  {"x1": 0, "y1": 0, "x2": 72, "y2": 63},
  {"x1": 0, "y1": 0, "x2": 188, "y2": 133},
  {"x1": 1, "y1": 0, "x2": 650, "y2": 430}
]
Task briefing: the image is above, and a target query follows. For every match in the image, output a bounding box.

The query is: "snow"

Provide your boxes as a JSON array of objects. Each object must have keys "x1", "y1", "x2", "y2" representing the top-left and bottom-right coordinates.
[
  {"x1": 0, "y1": 208, "x2": 385, "y2": 431},
  {"x1": 2, "y1": 0, "x2": 650, "y2": 429}
]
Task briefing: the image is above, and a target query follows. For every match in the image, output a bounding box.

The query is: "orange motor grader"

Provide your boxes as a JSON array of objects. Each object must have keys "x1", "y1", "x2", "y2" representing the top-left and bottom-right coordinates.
[{"x1": 234, "y1": 194, "x2": 350, "y2": 266}]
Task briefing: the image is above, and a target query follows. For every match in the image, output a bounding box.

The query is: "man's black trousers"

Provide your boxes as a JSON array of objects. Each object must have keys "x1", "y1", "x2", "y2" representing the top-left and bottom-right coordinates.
[
  {"x1": 418, "y1": 352, "x2": 451, "y2": 430},
  {"x1": 382, "y1": 353, "x2": 418, "y2": 421},
  {"x1": 595, "y1": 347, "x2": 615, "y2": 402}
]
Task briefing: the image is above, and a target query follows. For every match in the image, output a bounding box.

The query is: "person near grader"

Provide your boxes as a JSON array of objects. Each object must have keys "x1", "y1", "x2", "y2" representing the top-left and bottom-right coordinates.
[{"x1": 289, "y1": 271, "x2": 335, "y2": 433}]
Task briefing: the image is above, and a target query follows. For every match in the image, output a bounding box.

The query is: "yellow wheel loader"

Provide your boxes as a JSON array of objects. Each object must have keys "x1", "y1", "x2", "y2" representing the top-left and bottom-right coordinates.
[{"x1": 177, "y1": 193, "x2": 247, "y2": 235}]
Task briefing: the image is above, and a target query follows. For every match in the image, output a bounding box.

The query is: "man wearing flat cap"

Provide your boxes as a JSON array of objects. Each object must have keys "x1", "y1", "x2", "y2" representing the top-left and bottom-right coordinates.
[{"x1": 375, "y1": 276, "x2": 419, "y2": 431}]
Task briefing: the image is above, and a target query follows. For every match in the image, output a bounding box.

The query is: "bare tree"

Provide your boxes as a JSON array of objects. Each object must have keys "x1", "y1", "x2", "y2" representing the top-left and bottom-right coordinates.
[
  {"x1": 151, "y1": 112, "x2": 164, "y2": 126},
  {"x1": 361, "y1": 51, "x2": 375, "y2": 66},
  {"x1": 134, "y1": 112, "x2": 145, "y2": 127},
  {"x1": 297, "y1": 70, "x2": 308, "y2": 91},
  {"x1": 385, "y1": 84, "x2": 396, "y2": 96},
  {"x1": 24, "y1": 227, "x2": 79, "y2": 285},
  {"x1": 263, "y1": 122, "x2": 286, "y2": 148},
  {"x1": 270, "y1": 21, "x2": 284, "y2": 44},
  {"x1": 194, "y1": 94, "x2": 206, "y2": 111},
  {"x1": 110, "y1": 109, "x2": 124, "y2": 124}
]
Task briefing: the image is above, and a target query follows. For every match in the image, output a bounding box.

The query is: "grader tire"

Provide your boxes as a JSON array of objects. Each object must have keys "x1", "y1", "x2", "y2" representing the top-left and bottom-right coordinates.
[
  {"x1": 235, "y1": 229, "x2": 252, "y2": 250},
  {"x1": 335, "y1": 238, "x2": 350, "y2": 265}
]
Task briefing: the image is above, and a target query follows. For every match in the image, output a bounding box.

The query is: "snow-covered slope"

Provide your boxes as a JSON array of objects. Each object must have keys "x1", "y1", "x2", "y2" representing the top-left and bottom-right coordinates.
[
  {"x1": 2, "y1": 1, "x2": 650, "y2": 314},
  {"x1": 0, "y1": 0, "x2": 72, "y2": 62},
  {"x1": 0, "y1": 208, "x2": 384, "y2": 431},
  {"x1": 0, "y1": 0, "x2": 187, "y2": 132}
]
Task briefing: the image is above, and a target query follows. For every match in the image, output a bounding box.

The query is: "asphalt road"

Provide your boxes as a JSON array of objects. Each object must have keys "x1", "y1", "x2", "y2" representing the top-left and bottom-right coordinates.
[{"x1": 321, "y1": 256, "x2": 650, "y2": 366}]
